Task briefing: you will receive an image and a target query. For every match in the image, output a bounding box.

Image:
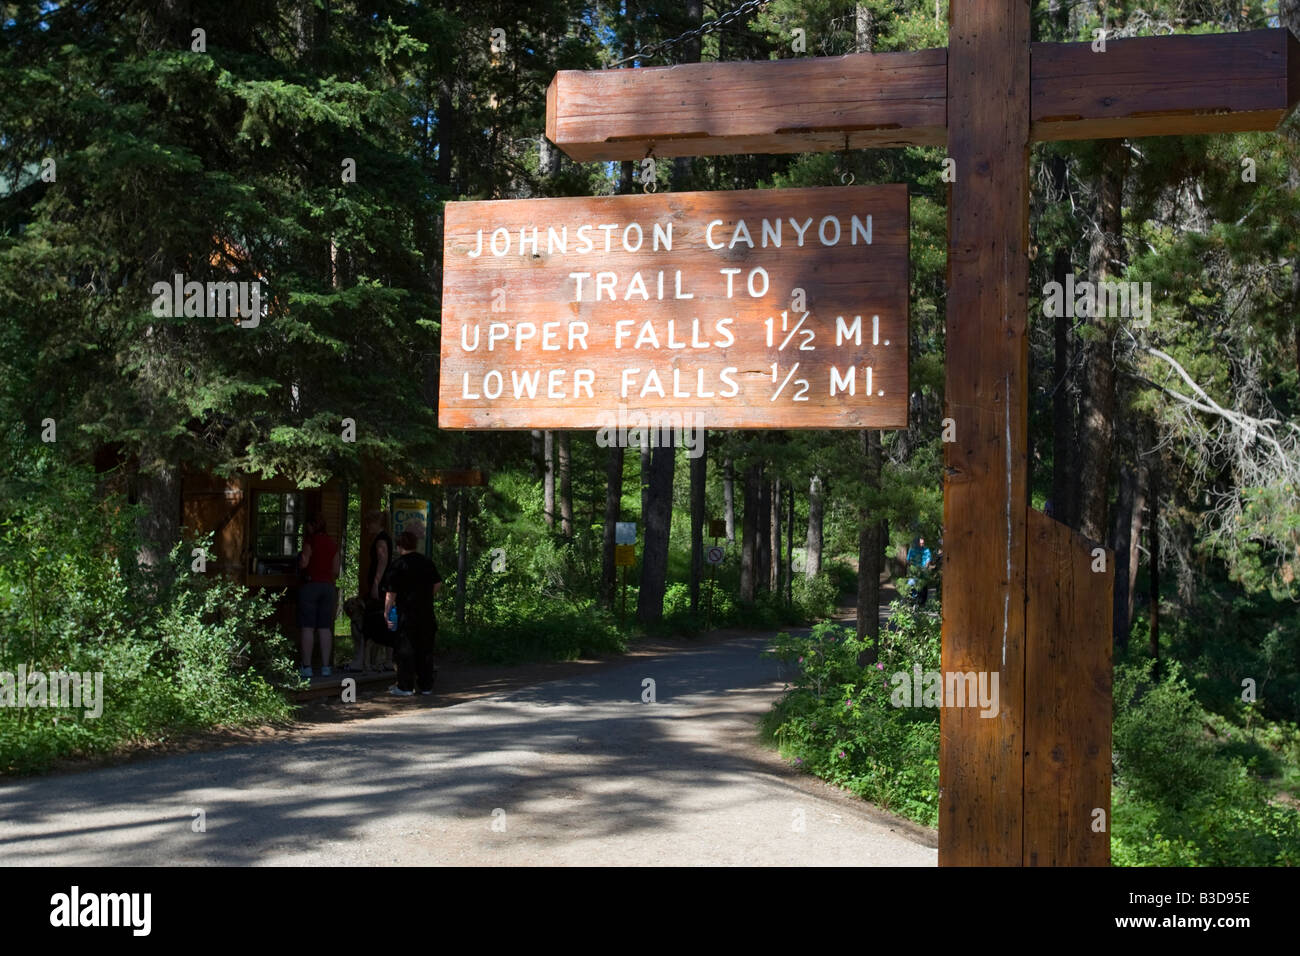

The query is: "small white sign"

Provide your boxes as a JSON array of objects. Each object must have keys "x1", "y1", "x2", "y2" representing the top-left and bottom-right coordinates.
[
  {"x1": 706, "y1": 546, "x2": 725, "y2": 565},
  {"x1": 616, "y1": 522, "x2": 637, "y2": 545}
]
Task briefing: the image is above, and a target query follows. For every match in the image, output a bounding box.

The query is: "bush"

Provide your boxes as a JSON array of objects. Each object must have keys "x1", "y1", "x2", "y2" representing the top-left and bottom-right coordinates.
[
  {"x1": 441, "y1": 537, "x2": 624, "y2": 663},
  {"x1": 1111, "y1": 660, "x2": 1300, "y2": 866},
  {"x1": 761, "y1": 604, "x2": 942, "y2": 826},
  {"x1": 763, "y1": 607, "x2": 1300, "y2": 864},
  {"x1": 791, "y1": 571, "x2": 838, "y2": 620},
  {"x1": 658, "y1": 580, "x2": 738, "y2": 632},
  {"x1": 0, "y1": 458, "x2": 292, "y2": 775}
]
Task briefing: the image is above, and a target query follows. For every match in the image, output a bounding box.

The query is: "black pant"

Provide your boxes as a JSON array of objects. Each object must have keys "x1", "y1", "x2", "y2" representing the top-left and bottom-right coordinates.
[{"x1": 394, "y1": 615, "x2": 436, "y2": 692}]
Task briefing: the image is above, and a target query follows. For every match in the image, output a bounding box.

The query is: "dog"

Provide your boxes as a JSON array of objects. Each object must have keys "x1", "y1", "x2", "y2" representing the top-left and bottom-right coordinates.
[{"x1": 342, "y1": 595, "x2": 394, "y2": 672}]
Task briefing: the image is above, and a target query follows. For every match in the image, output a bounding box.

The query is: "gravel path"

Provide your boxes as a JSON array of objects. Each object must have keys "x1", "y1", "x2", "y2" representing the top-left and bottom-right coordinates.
[{"x1": 0, "y1": 633, "x2": 937, "y2": 866}]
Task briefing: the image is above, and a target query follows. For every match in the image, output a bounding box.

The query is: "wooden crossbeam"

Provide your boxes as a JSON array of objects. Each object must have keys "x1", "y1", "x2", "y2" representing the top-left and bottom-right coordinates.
[
  {"x1": 546, "y1": 48, "x2": 947, "y2": 160},
  {"x1": 546, "y1": 28, "x2": 1300, "y2": 160},
  {"x1": 1032, "y1": 29, "x2": 1300, "y2": 142}
]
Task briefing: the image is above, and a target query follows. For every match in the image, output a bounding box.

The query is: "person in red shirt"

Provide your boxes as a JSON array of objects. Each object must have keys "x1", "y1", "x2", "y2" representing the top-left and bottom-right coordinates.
[{"x1": 297, "y1": 514, "x2": 341, "y2": 679}]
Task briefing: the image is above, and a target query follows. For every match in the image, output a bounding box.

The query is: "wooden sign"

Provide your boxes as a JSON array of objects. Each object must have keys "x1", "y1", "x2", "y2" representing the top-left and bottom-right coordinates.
[
  {"x1": 439, "y1": 185, "x2": 908, "y2": 430},
  {"x1": 614, "y1": 544, "x2": 636, "y2": 567}
]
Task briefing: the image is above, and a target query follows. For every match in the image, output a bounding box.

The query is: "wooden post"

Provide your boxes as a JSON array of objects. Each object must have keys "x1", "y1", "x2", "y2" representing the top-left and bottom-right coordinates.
[
  {"x1": 939, "y1": 0, "x2": 1031, "y2": 867},
  {"x1": 1024, "y1": 511, "x2": 1112, "y2": 865}
]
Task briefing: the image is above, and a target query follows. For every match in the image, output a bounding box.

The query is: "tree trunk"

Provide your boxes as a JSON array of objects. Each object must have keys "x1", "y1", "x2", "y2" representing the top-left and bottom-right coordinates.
[
  {"x1": 600, "y1": 444, "x2": 623, "y2": 608},
  {"x1": 446, "y1": 488, "x2": 460, "y2": 542},
  {"x1": 1076, "y1": 139, "x2": 1128, "y2": 542},
  {"x1": 739, "y1": 462, "x2": 759, "y2": 605},
  {"x1": 455, "y1": 488, "x2": 469, "y2": 626},
  {"x1": 530, "y1": 429, "x2": 544, "y2": 478},
  {"x1": 1128, "y1": 474, "x2": 1146, "y2": 636},
  {"x1": 857, "y1": 432, "x2": 884, "y2": 646},
  {"x1": 756, "y1": 472, "x2": 771, "y2": 593},
  {"x1": 558, "y1": 431, "x2": 572, "y2": 538},
  {"x1": 437, "y1": 84, "x2": 453, "y2": 188},
  {"x1": 786, "y1": 483, "x2": 795, "y2": 607},
  {"x1": 640, "y1": 444, "x2": 651, "y2": 520},
  {"x1": 134, "y1": 460, "x2": 181, "y2": 571},
  {"x1": 543, "y1": 430, "x2": 555, "y2": 530},
  {"x1": 637, "y1": 445, "x2": 675, "y2": 622},
  {"x1": 1109, "y1": 461, "x2": 1139, "y2": 651},
  {"x1": 672, "y1": 0, "x2": 703, "y2": 189},
  {"x1": 1148, "y1": 474, "x2": 1160, "y2": 680},
  {"x1": 806, "y1": 474, "x2": 823, "y2": 578},
  {"x1": 690, "y1": 430, "x2": 706, "y2": 614},
  {"x1": 770, "y1": 477, "x2": 781, "y2": 592},
  {"x1": 855, "y1": 4, "x2": 873, "y2": 54},
  {"x1": 723, "y1": 458, "x2": 736, "y2": 542}
]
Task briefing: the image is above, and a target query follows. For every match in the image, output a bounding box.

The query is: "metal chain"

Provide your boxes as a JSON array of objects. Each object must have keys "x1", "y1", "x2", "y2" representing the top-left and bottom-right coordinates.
[{"x1": 610, "y1": 0, "x2": 774, "y2": 67}]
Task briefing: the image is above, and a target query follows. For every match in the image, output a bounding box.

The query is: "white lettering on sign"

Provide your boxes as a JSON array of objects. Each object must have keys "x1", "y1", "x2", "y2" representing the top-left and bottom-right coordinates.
[{"x1": 439, "y1": 185, "x2": 909, "y2": 430}]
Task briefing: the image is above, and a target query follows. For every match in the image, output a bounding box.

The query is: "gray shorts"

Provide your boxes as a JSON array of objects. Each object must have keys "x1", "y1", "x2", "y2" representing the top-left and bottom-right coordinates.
[{"x1": 297, "y1": 581, "x2": 336, "y2": 629}]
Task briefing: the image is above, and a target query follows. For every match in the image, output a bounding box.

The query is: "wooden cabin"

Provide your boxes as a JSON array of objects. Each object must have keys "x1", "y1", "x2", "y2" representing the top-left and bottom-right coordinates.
[{"x1": 181, "y1": 469, "x2": 348, "y2": 638}]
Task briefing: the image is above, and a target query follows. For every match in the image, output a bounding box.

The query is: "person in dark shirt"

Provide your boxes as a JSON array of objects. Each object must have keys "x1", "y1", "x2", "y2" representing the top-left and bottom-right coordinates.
[
  {"x1": 382, "y1": 530, "x2": 443, "y2": 696},
  {"x1": 345, "y1": 510, "x2": 393, "y2": 672}
]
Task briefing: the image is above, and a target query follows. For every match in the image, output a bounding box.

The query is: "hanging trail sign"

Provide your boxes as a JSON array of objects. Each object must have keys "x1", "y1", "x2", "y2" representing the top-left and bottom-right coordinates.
[{"x1": 438, "y1": 185, "x2": 908, "y2": 430}]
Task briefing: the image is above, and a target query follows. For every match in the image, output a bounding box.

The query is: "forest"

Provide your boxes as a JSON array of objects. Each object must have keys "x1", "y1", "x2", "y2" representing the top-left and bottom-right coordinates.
[{"x1": 1, "y1": 0, "x2": 1298, "y2": 864}]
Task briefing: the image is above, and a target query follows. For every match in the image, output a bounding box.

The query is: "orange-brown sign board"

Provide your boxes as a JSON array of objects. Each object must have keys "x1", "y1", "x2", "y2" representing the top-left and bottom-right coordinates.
[
  {"x1": 438, "y1": 185, "x2": 908, "y2": 430},
  {"x1": 615, "y1": 544, "x2": 636, "y2": 567}
]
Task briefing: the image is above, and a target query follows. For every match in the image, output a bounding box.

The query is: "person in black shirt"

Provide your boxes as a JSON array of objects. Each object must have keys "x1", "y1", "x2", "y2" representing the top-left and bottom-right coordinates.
[
  {"x1": 347, "y1": 510, "x2": 394, "y2": 672},
  {"x1": 383, "y1": 530, "x2": 443, "y2": 695}
]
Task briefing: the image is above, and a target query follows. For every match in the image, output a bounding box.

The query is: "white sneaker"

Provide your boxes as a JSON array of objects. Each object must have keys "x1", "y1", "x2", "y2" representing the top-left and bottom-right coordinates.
[{"x1": 389, "y1": 685, "x2": 414, "y2": 697}]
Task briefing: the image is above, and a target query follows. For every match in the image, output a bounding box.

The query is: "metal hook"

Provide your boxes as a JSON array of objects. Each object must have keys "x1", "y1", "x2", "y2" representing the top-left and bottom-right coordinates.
[
  {"x1": 642, "y1": 145, "x2": 657, "y2": 193},
  {"x1": 838, "y1": 133, "x2": 854, "y2": 187}
]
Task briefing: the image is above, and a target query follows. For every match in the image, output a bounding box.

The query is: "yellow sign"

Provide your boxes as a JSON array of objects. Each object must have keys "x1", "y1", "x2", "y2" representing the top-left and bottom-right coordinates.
[
  {"x1": 390, "y1": 497, "x2": 431, "y2": 556},
  {"x1": 615, "y1": 544, "x2": 636, "y2": 567}
]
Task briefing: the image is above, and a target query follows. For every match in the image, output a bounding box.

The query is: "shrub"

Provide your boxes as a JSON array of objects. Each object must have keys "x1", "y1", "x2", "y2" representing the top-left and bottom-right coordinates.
[
  {"x1": 761, "y1": 605, "x2": 942, "y2": 826},
  {"x1": 1111, "y1": 660, "x2": 1300, "y2": 866},
  {"x1": 0, "y1": 459, "x2": 292, "y2": 775},
  {"x1": 791, "y1": 571, "x2": 838, "y2": 620}
]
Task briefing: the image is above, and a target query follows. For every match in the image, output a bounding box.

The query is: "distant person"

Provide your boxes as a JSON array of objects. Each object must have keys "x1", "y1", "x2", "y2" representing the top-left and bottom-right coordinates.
[
  {"x1": 906, "y1": 536, "x2": 933, "y2": 607},
  {"x1": 383, "y1": 530, "x2": 443, "y2": 696},
  {"x1": 298, "y1": 514, "x2": 341, "y2": 678},
  {"x1": 344, "y1": 510, "x2": 393, "y2": 673}
]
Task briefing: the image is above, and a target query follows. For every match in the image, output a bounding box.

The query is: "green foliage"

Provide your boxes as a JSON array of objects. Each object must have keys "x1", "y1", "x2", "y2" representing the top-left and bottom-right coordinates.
[
  {"x1": 761, "y1": 605, "x2": 942, "y2": 825},
  {"x1": 791, "y1": 571, "x2": 838, "y2": 621},
  {"x1": 0, "y1": 455, "x2": 291, "y2": 775},
  {"x1": 764, "y1": 606, "x2": 1300, "y2": 863},
  {"x1": 435, "y1": 471, "x2": 624, "y2": 664},
  {"x1": 1111, "y1": 660, "x2": 1300, "y2": 866},
  {"x1": 661, "y1": 580, "x2": 738, "y2": 630}
]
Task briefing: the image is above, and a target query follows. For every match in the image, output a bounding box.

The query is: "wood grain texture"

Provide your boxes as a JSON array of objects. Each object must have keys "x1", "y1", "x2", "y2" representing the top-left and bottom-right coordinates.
[
  {"x1": 939, "y1": 0, "x2": 1030, "y2": 868},
  {"x1": 546, "y1": 49, "x2": 948, "y2": 160},
  {"x1": 1024, "y1": 510, "x2": 1112, "y2": 867},
  {"x1": 439, "y1": 185, "x2": 909, "y2": 430},
  {"x1": 546, "y1": 29, "x2": 1300, "y2": 162},
  {"x1": 1031, "y1": 29, "x2": 1300, "y2": 142}
]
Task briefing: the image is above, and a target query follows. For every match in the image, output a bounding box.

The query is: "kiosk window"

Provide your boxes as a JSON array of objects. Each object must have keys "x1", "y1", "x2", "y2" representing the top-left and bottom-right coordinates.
[{"x1": 253, "y1": 492, "x2": 305, "y2": 561}]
